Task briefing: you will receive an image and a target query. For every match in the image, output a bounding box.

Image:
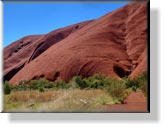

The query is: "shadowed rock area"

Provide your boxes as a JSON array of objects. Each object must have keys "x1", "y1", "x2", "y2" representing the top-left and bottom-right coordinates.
[{"x1": 4, "y1": 3, "x2": 148, "y2": 84}]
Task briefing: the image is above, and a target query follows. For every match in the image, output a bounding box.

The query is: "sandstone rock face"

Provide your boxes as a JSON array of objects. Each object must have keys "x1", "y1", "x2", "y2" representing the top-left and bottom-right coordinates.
[
  {"x1": 4, "y1": 20, "x2": 93, "y2": 81},
  {"x1": 4, "y1": 3, "x2": 148, "y2": 84}
]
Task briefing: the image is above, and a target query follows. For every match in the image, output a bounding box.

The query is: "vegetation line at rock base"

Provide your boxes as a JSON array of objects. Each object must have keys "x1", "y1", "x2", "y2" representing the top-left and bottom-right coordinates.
[
  {"x1": 3, "y1": 72, "x2": 147, "y2": 112},
  {"x1": 4, "y1": 72, "x2": 147, "y2": 97}
]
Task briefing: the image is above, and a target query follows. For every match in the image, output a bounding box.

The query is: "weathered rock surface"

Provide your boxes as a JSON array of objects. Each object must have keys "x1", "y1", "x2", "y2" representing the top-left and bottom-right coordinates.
[
  {"x1": 4, "y1": 20, "x2": 93, "y2": 81},
  {"x1": 3, "y1": 3, "x2": 148, "y2": 84}
]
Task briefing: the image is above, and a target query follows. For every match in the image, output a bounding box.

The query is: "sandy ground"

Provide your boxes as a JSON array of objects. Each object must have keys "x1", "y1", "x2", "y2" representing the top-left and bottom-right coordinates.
[{"x1": 106, "y1": 92, "x2": 147, "y2": 112}]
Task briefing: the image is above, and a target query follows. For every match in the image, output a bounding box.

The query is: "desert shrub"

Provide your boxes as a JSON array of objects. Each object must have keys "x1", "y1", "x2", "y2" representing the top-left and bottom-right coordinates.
[
  {"x1": 124, "y1": 72, "x2": 147, "y2": 92},
  {"x1": 84, "y1": 74, "x2": 106, "y2": 89},
  {"x1": 13, "y1": 80, "x2": 30, "y2": 91},
  {"x1": 39, "y1": 87, "x2": 45, "y2": 92},
  {"x1": 137, "y1": 72, "x2": 147, "y2": 96},
  {"x1": 54, "y1": 80, "x2": 68, "y2": 89},
  {"x1": 105, "y1": 78, "x2": 126, "y2": 102},
  {"x1": 125, "y1": 78, "x2": 140, "y2": 91},
  {"x1": 69, "y1": 75, "x2": 104, "y2": 89},
  {"x1": 73, "y1": 74, "x2": 109, "y2": 89},
  {"x1": 11, "y1": 79, "x2": 56, "y2": 91},
  {"x1": 58, "y1": 74, "x2": 112, "y2": 90},
  {"x1": 4, "y1": 81, "x2": 12, "y2": 94},
  {"x1": 72, "y1": 76, "x2": 86, "y2": 89},
  {"x1": 67, "y1": 77, "x2": 82, "y2": 89},
  {"x1": 10, "y1": 79, "x2": 54, "y2": 91},
  {"x1": 138, "y1": 72, "x2": 147, "y2": 80},
  {"x1": 29, "y1": 78, "x2": 55, "y2": 90}
]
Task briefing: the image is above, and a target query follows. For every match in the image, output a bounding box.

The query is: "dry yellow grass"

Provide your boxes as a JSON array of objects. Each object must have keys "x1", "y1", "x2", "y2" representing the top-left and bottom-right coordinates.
[
  {"x1": 9, "y1": 90, "x2": 63, "y2": 102},
  {"x1": 4, "y1": 89, "x2": 114, "y2": 112}
]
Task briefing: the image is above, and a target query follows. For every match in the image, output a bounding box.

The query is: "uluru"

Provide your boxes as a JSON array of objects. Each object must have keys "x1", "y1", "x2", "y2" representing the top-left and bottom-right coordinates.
[{"x1": 4, "y1": 3, "x2": 148, "y2": 84}]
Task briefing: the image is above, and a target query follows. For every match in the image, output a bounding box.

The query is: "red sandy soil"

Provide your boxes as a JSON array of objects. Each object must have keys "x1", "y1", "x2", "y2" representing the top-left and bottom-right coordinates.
[
  {"x1": 106, "y1": 92, "x2": 147, "y2": 112},
  {"x1": 4, "y1": 3, "x2": 147, "y2": 84}
]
